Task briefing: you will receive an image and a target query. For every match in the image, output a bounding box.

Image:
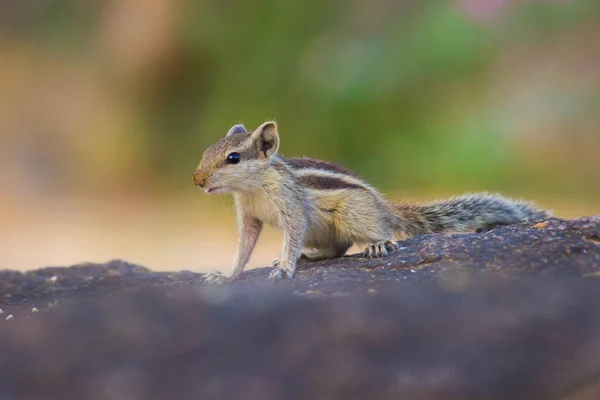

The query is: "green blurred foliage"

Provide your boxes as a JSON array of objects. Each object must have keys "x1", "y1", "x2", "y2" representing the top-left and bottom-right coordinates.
[{"x1": 1, "y1": 0, "x2": 599, "y2": 200}]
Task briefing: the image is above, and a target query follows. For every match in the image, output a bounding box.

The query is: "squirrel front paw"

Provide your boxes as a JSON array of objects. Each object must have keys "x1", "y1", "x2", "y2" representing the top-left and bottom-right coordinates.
[
  {"x1": 268, "y1": 267, "x2": 284, "y2": 281},
  {"x1": 268, "y1": 261, "x2": 296, "y2": 282},
  {"x1": 268, "y1": 267, "x2": 296, "y2": 281},
  {"x1": 270, "y1": 259, "x2": 284, "y2": 281},
  {"x1": 363, "y1": 240, "x2": 399, "y2": 258},
  {"x1": 201, "y1": 270, "x2": 230, "y2": 284}
]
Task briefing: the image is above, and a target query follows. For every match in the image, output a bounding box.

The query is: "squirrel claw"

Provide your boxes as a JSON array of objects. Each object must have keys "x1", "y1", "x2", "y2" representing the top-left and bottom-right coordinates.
[
  {"x1": 363, "y1": 240, "x2": 399, "y2": 259},
  {"x1": 201, "y1": 271, "x2": 230, "y2": 285},
  {"x1": 268, "y1": 265, "x2": 295, "y2": 281},
  {"x1": 268, "y1": 267, "x2": 284, "y2": 281}
]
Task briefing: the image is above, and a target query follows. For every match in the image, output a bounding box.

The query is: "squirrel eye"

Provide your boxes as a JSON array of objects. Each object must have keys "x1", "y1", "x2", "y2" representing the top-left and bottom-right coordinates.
[{"x1": 226, "y1": 152, "x2": 241, "y2": 164}]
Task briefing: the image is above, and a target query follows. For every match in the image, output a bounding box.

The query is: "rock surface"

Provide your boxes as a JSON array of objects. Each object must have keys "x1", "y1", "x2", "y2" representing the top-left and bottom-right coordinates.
[{"x1": 1, "y1": 216, "x2": 600, "y2": 399}]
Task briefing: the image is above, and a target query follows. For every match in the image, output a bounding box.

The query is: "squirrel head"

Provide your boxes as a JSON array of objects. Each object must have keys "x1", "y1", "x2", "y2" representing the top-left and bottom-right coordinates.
[{"x1": 193, "y1": 121, "x2": 280, "y2": 194}]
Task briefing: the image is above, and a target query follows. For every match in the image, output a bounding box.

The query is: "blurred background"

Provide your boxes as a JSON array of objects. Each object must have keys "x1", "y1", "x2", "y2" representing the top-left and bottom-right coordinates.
[{"x1": 1, "y1": 0, "x2": 598, "y2": 272}]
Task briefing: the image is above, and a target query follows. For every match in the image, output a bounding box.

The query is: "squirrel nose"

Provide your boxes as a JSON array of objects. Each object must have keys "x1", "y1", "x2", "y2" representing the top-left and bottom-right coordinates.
[{"x1": 193, "y1": 171, "x2": 205, "y2": 187}]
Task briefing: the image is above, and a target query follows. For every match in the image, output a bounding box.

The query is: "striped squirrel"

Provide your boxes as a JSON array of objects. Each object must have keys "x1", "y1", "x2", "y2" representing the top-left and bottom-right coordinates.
[{"x1": 193, "y1": 121, "x2": 549, "y2": 283}]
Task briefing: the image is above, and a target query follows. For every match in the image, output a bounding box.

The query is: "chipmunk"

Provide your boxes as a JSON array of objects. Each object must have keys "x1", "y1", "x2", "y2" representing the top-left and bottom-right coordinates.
[{"x1": 193, "y1": 121, "x2": 550, "y2": 283}]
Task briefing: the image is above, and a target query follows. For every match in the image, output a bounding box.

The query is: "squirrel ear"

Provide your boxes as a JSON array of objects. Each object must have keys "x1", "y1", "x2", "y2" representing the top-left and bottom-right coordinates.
[
  {"x1": 251, "y1": 121, "x2": 279, "y2": 159},
  {"x1": 226, "y1": 124, "x2": 247, "y2": 137}
]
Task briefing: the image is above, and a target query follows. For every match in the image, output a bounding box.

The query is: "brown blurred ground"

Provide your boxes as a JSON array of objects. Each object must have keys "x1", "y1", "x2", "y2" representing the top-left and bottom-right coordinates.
[{"x1": 5, "y1": 278, "x2": 600, "y2": 400}]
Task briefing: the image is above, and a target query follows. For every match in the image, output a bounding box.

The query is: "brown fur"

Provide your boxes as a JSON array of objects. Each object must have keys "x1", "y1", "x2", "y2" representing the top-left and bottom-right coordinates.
[{"x1": 286, "y1": 157, "x2": 358, "y2": 177}]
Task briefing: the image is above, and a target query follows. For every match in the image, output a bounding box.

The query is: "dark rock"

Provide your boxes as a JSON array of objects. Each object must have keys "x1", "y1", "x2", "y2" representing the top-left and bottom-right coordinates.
[{"x1": 0, "y1": 216, "x2": 599, "y2": 399}]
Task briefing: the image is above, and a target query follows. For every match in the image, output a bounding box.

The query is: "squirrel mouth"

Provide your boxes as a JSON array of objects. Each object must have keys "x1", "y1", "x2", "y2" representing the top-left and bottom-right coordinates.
[{"x1": 205, "y1": 186, "x2": 224, "y2": 194}]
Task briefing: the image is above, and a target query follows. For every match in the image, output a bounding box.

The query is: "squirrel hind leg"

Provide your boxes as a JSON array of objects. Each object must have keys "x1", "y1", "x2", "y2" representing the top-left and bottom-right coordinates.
[{"x1": 363, "y1": 239, "x2": 400, "y2": 259}]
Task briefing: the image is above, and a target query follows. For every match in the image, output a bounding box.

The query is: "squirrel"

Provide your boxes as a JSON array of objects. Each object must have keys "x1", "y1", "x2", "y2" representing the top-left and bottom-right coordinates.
[{"x1": 193, "y1": 121, "x2": 550, "y2": 283}]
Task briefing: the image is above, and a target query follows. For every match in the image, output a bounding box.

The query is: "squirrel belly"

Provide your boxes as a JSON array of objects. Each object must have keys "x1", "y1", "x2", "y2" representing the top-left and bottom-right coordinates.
[{"x1": 193, "y1": 121, "x2": 550, "y2": 282}]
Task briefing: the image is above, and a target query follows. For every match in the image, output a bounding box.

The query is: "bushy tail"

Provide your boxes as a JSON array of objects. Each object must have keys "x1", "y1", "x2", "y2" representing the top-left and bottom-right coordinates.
[{"x1": 390, "y1": 192, "x2": 550, "y2": 237}]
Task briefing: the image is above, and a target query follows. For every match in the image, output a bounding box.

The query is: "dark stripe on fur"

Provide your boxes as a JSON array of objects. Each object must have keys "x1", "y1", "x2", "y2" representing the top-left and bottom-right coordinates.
[
  {"x1": 299, "y1": 175, "x2": 363, "y2": 190},
  {"x1": 285, "y1": 157, "x2": 358, "y2": 177}
]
